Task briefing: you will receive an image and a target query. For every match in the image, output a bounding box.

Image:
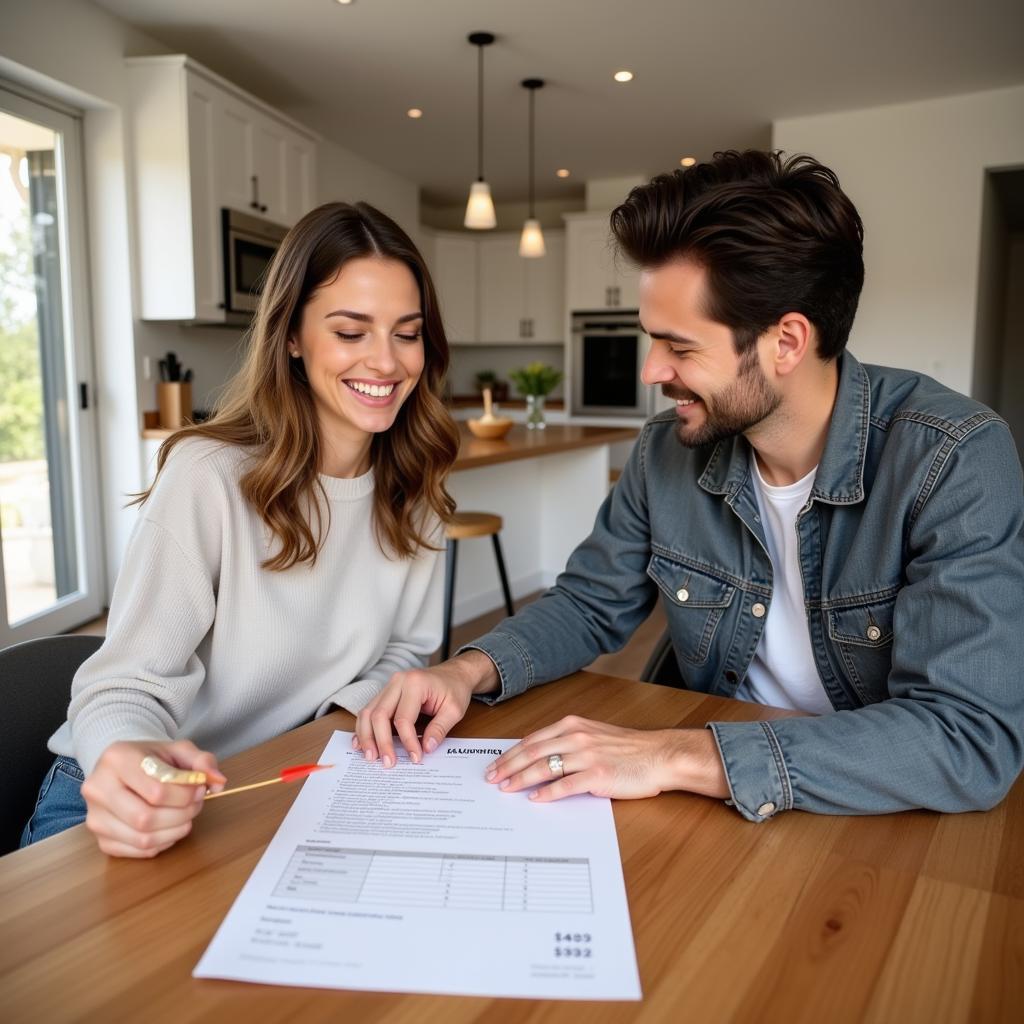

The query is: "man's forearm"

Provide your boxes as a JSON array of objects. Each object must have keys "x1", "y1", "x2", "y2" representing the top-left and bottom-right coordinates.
[
  {"x1": 451, "y1": 648, "x2": 501, "y2": 697},
  {"x1": 660, "y1": 729, "x2": 730, "y2": 799}
]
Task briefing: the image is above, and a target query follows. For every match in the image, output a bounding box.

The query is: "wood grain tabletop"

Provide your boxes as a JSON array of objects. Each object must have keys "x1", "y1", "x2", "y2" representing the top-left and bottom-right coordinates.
[{"x1": 0, "y1": 671, "x2": 1020, "y2": 1023}]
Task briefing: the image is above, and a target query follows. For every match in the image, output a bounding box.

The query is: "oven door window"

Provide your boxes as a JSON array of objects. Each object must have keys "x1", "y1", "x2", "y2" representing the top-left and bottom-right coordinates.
[{"x1": 582, "y1": 334, "x2": 639, "y2": 408}]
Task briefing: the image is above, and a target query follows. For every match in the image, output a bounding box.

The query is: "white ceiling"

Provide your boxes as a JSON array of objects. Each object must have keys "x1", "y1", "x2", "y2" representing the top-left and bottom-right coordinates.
[{"x1": 94, "y1": 0, "x2": 1024, "y2": 207}]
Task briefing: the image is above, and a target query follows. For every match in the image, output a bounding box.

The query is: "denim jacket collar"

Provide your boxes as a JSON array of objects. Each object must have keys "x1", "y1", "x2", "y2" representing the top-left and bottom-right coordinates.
[{"x1": 698, "y1": 351, "x2": 871, "y2": 506}]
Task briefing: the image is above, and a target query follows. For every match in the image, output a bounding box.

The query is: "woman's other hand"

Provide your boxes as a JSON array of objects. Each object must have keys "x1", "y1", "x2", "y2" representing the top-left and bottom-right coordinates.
[{"x1": 354, "y1": 650, "x2": 499, "y2": 766}]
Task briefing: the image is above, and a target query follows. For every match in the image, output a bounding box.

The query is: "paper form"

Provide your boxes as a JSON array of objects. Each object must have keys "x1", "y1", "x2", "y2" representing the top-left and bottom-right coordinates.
[{"x1": 194, "y1": 731, "x2": 641, "y2": 1000}]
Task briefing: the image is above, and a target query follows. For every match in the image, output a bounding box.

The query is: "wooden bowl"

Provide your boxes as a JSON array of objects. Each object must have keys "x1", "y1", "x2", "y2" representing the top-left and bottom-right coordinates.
[{"x1": 467, "y1": 417, "x2": 514, "y2": 440}]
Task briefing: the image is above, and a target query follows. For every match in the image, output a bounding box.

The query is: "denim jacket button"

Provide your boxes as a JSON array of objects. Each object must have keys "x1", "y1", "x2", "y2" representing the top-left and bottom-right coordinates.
[
  {"x1": 752, "y1": 602, "x2": 766, "y2": 618},
  {"x1": 866, "y1": 625, "x2": 882, "y2": 641},
  {"x1": 757, "y1": 801, "x2": 776, "y2": 817},
  {"x1": 676, "y1": 587, "x2": 690, "y2": 602}
]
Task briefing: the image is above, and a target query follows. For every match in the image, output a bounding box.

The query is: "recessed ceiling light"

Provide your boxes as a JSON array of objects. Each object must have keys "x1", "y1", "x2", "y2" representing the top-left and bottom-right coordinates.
[
  {"x1": 407, "y1": 108, "x2": 423, "y2": 119},
  {"x1": 613, "y1": 70, "x2": 634, "y2": 83},
  {"x1": 556, "y1": 168, "x2": 570, "y2": 178},
  {"x1": 335, "y1": 0, "x2": 355, "y2": 6},
  {"x1": 680, "y1": 156, "x2": 696, "y2": 167}
]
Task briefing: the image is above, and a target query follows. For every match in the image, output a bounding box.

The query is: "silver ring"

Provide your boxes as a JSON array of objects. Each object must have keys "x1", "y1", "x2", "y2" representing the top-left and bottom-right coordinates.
[{"x1": 547, "y1": 753, "x2": 565, "y2": 777}]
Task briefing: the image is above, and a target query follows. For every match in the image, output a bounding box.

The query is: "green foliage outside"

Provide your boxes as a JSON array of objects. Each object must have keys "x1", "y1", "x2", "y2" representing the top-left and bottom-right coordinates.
[
  {"x1": 0, "y1": 196, "x2": 44, "y2": 463},
  {"x1": 509, "y1": 361, "x2": 563, "y2": 397}
]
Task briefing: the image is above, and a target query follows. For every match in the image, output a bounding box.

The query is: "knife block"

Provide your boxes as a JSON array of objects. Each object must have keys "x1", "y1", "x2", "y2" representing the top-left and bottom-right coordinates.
[{"x1": 157, "y1": 381, "x2": 193, "y2": 429}]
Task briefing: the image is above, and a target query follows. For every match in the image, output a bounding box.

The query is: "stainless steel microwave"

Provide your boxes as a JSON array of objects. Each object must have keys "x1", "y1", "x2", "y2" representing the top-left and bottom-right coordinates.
[
  {"x1": 570, "y1": 310, "x2": 653, "y2": 419},
  {"x1": 222, "y1": 208, "x2": 289, "y2": 319}
]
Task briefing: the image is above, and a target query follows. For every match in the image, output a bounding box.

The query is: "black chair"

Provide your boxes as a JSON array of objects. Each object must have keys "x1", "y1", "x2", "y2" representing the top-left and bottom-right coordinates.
[
  {"x1": 0, "y1": 633, "x2": 104, "y2": 855},
  {"x1": 640, "y1": 629, "x2": 688, "y2": 689}
]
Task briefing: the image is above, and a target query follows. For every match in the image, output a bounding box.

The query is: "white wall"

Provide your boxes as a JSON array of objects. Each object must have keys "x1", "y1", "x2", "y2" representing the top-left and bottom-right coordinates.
[
  {"x1": 773, "y1": 85, "x2": 1024, "y2": 397},
  {"x1": 585, "y1": 175, "x2": 645, "y2": 212},
  {"x1": 317, "y1": 137, "x2": 420, "y2": 242}
]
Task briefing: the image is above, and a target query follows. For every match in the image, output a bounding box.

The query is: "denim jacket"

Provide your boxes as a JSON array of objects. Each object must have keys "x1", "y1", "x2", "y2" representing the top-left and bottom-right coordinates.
[{"x1": 467, "y1": 352, "x2": 1024, "y2": 821}]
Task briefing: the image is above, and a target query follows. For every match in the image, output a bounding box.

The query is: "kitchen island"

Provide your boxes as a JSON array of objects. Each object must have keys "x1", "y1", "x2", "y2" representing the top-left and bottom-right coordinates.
[{"x1": 448, "y1": 423, "x2": 637, "y2": 624}]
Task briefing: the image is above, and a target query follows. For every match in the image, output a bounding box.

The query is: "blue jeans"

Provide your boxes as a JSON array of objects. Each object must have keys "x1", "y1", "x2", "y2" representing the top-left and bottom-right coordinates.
[{"x1": 19, "y1": 756, "x2": 87, "y2": 847}]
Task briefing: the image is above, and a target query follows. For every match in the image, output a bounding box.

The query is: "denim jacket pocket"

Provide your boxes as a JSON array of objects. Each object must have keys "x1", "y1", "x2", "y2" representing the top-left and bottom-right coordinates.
[
  {"x1": 827, "y1": 592, "x2": 898, "y2": 703},
  {"x1": 647, "y1": 554, "x2": 737, "y2": 665}
]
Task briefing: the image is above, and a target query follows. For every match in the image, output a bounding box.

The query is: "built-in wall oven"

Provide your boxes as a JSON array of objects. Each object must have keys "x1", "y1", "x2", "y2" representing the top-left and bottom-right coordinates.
[
  {"x1": 222, "y1": 208, "x2": 289, "y2": 319},
  {"x1": 570, "y1": 309, "x2": 653, "y2": 418}
]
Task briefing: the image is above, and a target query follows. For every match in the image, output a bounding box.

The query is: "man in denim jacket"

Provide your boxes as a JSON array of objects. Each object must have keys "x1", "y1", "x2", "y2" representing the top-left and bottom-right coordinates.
[{"x1": 357, "y1": 151, "x2": 1024, "y2": 821}]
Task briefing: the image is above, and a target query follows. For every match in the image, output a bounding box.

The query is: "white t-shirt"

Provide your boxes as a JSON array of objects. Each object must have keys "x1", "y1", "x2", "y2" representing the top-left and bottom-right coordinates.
[{"x1": 735, "y1": 457, "x2": 834, "y2": 715}]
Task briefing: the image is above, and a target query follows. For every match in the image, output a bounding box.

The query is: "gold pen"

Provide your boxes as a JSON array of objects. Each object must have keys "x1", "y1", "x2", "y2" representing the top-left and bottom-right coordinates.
[{"x1": 139, "y1": 755, "x2": 207, "y2": 786}]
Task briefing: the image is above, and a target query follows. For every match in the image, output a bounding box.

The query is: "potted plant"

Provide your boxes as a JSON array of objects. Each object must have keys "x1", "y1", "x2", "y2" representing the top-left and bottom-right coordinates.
[
  {"x1": 474, "y1": 370, "x2": 508, "y2": 403},
  {"x1": 508, "y1": 361, "x2": 563, "y2": 430}
]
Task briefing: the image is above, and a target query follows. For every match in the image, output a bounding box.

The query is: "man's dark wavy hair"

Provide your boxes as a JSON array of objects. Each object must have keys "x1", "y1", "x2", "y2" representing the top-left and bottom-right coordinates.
[{"x1": 610, "y1": 150, "x2": 865, "y2": 360}]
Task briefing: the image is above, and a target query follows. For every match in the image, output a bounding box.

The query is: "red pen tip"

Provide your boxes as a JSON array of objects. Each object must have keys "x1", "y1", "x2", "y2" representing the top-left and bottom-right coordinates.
[{"x1": 280, "y1": 763, "x2": 335, "y2": 783}]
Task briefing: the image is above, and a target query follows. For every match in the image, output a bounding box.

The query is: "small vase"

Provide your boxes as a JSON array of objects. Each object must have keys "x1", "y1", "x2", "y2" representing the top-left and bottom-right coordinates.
[{"x1": 525, "y1": 394, "x2": 546, "y2": 430}]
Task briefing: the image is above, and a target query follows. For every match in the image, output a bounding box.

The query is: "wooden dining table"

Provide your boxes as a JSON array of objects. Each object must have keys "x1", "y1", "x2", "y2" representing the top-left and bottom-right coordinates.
[{"x1": 1, "y1": 671, "x2": 1020, "y2": 1023}]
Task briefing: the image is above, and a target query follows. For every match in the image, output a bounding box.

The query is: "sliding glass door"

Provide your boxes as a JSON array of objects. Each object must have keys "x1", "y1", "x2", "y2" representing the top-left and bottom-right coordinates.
[{"x1": 0, "y1": 85, "x2": 103, "y2": 646}]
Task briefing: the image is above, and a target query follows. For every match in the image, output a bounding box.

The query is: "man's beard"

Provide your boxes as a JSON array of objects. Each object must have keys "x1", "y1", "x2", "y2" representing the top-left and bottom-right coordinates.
[{"x1": 666, "y1": 353, "x2": 781, "y2": 449}]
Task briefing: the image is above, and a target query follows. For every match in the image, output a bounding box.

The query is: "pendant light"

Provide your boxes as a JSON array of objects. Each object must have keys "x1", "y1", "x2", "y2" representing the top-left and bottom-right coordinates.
[
  {"x1": 464, "y1": 32, "x2": 497, "y2": 229},
  {"x1": 518, "y1": 78, "x2": 546, "y2": 258}
]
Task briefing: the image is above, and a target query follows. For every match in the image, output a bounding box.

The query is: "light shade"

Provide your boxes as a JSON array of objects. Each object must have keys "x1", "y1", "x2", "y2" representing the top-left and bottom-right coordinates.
[
  {"x1": 464, "y1": 180, "x2": 497, "y2": 229},
  {"x1": 518, "y1": 218, "x2": 546, "y2": 258}
]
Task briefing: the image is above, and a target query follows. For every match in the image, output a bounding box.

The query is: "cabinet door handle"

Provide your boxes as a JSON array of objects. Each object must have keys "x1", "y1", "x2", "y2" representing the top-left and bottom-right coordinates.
[
  {"x1": 605, "y1": 286, "x2": 612, "y2": 306},
  {"x1": 251, "y1": 174, "x2": 261, "y2": 210},
  {"x1": 527, "y1": 318, "x2": 534, "y2": 338},
  {"x1": 519, "y1": 318, "x2": 526, "y2": 338},
  {"x1": 612, "y1": 286, "x2": 620, "y2": 307}
]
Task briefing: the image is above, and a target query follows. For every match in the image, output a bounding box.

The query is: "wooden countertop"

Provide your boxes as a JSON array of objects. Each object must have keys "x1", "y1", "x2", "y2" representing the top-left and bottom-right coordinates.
[
  {"x1": 145, "y1": 423, "x2": 639, "y2": 470},
  {"x1": 453, "y1": 422, "x2": 637, "y2": 471},
  {"x1": 2, "y1": 672, "x2": 1020, "y2": 1021}
]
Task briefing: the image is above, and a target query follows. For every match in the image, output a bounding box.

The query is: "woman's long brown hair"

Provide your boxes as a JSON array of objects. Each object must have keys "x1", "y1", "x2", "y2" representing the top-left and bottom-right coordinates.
[{"x1": 134, "y1": 202, "x2": 460, "y2": 569}]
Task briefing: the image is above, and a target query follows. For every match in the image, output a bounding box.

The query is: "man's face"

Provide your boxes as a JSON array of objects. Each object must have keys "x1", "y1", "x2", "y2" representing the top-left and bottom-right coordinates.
[{"x1": 639, "y1": 259, "x2": 780, "y2": 448}]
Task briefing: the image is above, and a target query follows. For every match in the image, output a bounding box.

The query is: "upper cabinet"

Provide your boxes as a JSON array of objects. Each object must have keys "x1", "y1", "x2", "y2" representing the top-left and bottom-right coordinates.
[
  {"x1": 126, "y1": 55, "x2": 317, "y2": 322},
  {"x1": 564, "y1": 211, "x2": 638, "y2": 311},
  {"x1": 422, "y1": 230, "x2": 479, "y2": 344},
  {"x1": 423, "y1": 228, "x2": 565, "y2": 345},
  {"x1": 478, "y1": 232, "x2": 565, "y2": 344}
]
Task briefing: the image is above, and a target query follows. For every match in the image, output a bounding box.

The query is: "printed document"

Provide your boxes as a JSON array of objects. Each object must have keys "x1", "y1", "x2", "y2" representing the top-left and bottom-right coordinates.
[{"x1": 194, "y1": 731, "x2": 641, "y2": 1000}]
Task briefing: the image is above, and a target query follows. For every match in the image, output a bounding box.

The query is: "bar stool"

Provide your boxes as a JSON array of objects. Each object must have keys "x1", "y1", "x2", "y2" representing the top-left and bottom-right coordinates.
[{"x1": 442, "y1": 512, "x2": 515, "y2": 659}]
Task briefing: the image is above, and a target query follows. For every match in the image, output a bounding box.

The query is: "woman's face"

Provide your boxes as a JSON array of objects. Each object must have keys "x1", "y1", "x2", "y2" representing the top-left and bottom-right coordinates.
[{"x1": 290, "y1": 257, "x2": 425, "y2": 462}]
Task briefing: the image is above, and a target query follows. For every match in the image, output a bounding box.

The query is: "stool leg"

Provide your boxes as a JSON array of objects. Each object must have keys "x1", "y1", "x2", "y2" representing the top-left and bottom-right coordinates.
[
  {"x1": 491, "y1": 533, "x2": 515, "y2": 618},
  {"x1": 442, "y1": 538, "x2": 458, "y2": 660}
]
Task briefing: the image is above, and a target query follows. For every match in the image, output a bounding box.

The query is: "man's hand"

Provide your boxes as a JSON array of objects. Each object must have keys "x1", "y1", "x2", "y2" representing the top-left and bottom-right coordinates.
[
  {"x1": 81, "y1": 739, "x2": 226, "y2": 858},
  {"x1": 354, "y1": 650, "x2": 500, "y2": 767},
  {"x1": 483, "y1": 716, "x2": 729, "y2": 802}
]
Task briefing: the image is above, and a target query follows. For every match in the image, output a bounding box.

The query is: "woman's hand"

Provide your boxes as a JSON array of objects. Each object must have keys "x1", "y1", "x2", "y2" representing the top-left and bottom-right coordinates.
[
  {"x1": 80, "y1": 739, "x2": 226, "y2": 858},
  {"x1": 484, "y1": 716, "x2": 729, "y2": 802},
  {"x1": 354, "y1": 650, "x2": 500, "y2": 767}
]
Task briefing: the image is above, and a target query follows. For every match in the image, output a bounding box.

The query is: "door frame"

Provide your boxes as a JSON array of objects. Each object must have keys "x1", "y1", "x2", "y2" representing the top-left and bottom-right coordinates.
[{"x1": 0, "y1": 83, "x2": 105, "y2": 646}]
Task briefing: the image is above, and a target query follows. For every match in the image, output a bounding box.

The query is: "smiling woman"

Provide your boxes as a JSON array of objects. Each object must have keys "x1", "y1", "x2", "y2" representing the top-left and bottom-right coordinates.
[{"x1": 24, "y1": 203, "x2": 461, "y2": 857}]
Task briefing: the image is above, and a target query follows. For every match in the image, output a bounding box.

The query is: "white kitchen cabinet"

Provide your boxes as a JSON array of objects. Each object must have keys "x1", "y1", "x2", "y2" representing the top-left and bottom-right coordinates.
[
  {"x1": 478, "y1": 232, "x2": 564, "y2": 343},
  {"x1": 525, "y1": 231, "x2": 566, "y2": 340},
  {"x1": 214, "y1": 100, "x2": 315, "y2": 227},
  {"x1": 423, "y1": 230, "x2": 479, "y2": 343},
  {"x1": 126, "y1": 55, "x2": 317, "y2": 322},
  {"x1": 564, "y1": 211, "x2": 638, "y2": 311}
]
